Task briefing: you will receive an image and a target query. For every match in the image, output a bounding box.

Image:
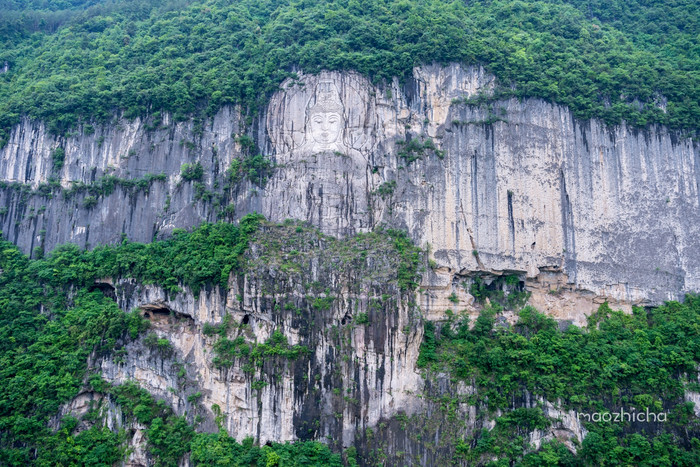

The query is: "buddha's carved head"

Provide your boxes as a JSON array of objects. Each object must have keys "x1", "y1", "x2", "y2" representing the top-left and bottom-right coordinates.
[{"x1": 306, "y1": 81, "x2": 344, "y2": 150}]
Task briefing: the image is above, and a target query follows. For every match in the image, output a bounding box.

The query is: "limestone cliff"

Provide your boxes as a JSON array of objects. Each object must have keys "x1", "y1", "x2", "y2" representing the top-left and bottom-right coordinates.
[
  {"x1": 78, "y1": 222, "x2": 585, "y2": 466},
  {"x1": 2, "y1": 63, "x2": 700, "y2": 464},
  {"x1": 1, "y1": 64, "x2": 698, "y2": 318}
]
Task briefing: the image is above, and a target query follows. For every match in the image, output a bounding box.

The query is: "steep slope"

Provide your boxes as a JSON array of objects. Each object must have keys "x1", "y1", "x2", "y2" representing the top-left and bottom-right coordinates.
[
  {"x1": 2, "y1": 65, "x2": 699, "y2": 315},
  {"x1": 1, "y1": 1, "x2": 700, "y2": 465},
  {"x1": 2, "y1": 218, "x2": 700, "y2": 466}
]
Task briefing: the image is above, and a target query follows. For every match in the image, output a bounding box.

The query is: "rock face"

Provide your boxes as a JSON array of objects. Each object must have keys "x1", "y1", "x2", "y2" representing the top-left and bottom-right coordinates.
[
  {"x1": 92, "y1": 223, "x2": 586, "y2": 466},
  {"x1": 8, "y1": 64, "x2": 697, "y2": 463},
  {"x1": 1, "y1": 64, "x2": 698, "y2": 312},
  {"x1": 96, "y1": 224, "x2": 433, "y2": 462}
]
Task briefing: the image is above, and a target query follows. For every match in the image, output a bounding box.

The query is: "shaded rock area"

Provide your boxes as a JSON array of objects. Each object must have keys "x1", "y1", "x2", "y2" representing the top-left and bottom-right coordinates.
[{"x1": 74, "y1": 222, "x2": 589, "y2": 465}]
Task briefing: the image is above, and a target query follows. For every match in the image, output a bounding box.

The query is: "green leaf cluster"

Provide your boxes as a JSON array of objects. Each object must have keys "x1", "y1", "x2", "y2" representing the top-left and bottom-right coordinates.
[
  {"x1": 180, "y1": 162, "x2": 204, "y2": 182},
  {"x1": 40, "y1": 213, "x2": 263, "y2": 296},
  {"x1": 212, "y1": 330, "x2": 309, "y2": 369}
]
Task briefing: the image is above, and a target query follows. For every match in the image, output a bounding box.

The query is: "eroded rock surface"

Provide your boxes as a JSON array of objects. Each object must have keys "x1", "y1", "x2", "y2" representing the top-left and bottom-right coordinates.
[
  {"x1": 94, "y1": 224, "x2": 427, "y2": 458},
  {"x1": 2, "y1": 64, "x2": 698, "y2": 311},
  {"x1": 82, "y1": 223, "x2": 590, "y2": 465}
]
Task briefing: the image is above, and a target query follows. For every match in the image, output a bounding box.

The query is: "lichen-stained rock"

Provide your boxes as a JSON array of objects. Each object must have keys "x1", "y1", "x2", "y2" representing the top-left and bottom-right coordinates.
[
  {"x1": 1, "y1": 63, "x2": 699, "y2": 312},
  {"x1": 97, "y1": 222, "x2": 426, "y2": 455},
  {"x1": 255, "y1": 65, "x2": 700, "y2": 308}
]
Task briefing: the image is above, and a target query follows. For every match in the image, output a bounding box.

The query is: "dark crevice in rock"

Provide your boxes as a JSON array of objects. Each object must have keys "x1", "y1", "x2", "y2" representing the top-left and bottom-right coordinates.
[{"x1": 89, "y1": 281, "x2": 117, "y2": 302}]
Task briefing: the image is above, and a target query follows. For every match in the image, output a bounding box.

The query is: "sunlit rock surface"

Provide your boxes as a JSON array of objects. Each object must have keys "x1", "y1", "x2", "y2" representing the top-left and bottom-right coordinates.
[{"x1": 2, "y1": 64, "x2": 697, "y2": 311}]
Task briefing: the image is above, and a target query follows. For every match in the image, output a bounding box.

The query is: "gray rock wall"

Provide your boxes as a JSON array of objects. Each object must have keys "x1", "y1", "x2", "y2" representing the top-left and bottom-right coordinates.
[
  {"x1": 92, "y1": 223, "x2": 586, "y2": 466},
  {"x1": 1, "y1": 64, "x2": 698, "y2": 310}
]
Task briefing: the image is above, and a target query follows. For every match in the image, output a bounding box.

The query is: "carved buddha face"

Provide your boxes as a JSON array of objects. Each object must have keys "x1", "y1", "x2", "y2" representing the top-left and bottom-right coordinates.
[
  {"x1": 309, "y1": 111, "x2": 342, "y2": 147},
  {"x1": 305, "y1": 81, "x2": 344, "y2": 151}
]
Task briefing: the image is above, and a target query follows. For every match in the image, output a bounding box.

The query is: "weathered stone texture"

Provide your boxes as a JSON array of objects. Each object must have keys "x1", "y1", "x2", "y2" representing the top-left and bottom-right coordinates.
[{"x1": 2, "y1": 64, "x2": 697, "y2": 311}]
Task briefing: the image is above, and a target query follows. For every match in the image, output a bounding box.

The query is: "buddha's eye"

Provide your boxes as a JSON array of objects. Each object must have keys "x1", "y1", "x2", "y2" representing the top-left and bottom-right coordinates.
[
  {"x1": 329, "y1": 116, "x2": 339, "y2": 123},
  {"x1": 313, "y1": 117, "x2": 323, "y2": 123}
]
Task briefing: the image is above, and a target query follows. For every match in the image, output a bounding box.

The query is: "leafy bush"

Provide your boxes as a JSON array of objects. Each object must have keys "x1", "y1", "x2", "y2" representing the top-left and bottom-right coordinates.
[
  {"x1": 82, "y1": 213, "x2": 264, "y2": 296},
  {"x1": 180, "y1": 162, "x2": 204, "y2": 182},
  {"x1": 82, "y1": 195, "x2": 98, "y2": 209},
  {"x1": 51, "y1": 147, "x2": 65, "y2": 171},
  {"x1": 355, "y1": 312, "x2": 370, "y2": 325},
  {"x1": 190, "y1": 433, "x2": 342, "y2": 466},
  {"x1": 226, "y1": 154, "x2": 273, "y2": 187},
  {"x1": 212, "y1": 330, "x2": 309, "y2": 369},
  {"x1": 374, "y1": 180, "x2": 396, "y2": 198}
]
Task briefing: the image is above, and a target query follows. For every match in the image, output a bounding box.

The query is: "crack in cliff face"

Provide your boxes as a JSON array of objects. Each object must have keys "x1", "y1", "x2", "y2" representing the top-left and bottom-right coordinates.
[
  {"x1": 559, "y1": 168, "x2": 577, "y2": 284},
  {"x1": 459, "y1": 200, "x2": 484, "y2": 271},
  {"x1": 507, "y1": 189, "x2": 515, "y2": 253}
]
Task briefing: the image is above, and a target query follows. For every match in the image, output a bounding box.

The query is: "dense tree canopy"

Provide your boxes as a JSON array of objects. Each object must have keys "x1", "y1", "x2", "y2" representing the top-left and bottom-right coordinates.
[
  {"x1": 418, "y1": 299, "x2": 700, "y2": 465},
  {"x1": 0, "y1": 0, "x2": 698, "y2": 145}
]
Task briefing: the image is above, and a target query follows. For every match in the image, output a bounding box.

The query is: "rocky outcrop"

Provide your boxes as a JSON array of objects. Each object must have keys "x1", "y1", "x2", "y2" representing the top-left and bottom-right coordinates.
[
  {"x1": 0, "y1": 106, "x2": 244, "y2": 254},
  {"x1": 2, "y1": 64, "x2": 698, "y2": 312},
  {"x1": 91, "y1": 223, "x2": 428, "y2": 460},
  {"x1": 82, "y1": 223, "x2": 590, "y2": 465}
]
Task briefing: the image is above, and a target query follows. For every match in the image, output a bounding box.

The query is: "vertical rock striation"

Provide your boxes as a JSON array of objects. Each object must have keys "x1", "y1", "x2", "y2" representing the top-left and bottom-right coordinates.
[{"x1": 1, "y1": 64, "x2": 697, "y2": 310}]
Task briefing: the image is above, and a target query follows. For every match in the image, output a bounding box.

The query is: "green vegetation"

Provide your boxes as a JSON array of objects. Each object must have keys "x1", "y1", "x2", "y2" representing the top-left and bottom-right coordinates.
[
  {"x1": 0, "y1": 173, "x2": 168, "y2": 208},
  {"x1": 397, "y1": 137, "x2": 444, "y2": 163},
  {"x1": 49, "y1": 213, "x2": 263, "y2": 296},
  {"x1": 226, "y1": 154, "x2": 273, "y2": 187},
  {"x1": 190, "y1": 433, "x2": 343, "y2": 466},
  {"x1": 355, "y1": 312, "x2": 370, "y2": 325},
  {"x1": 390, "y1": 228, "x2": 422, "y2": 291},
  {"x1": 0, "y1": 241, "x2": 148, "y2": 464},
  {"x1": 452, "y1": 104, "x2": 508, "y2": 126},
  {"x1": 418, "y1": 298, "x2": 700, "y2": 464},
  {"x1": 212, "y1": 330, "x2": 309, "y2": 369},
  {"x1": 180, "y1": 162, "x2": 204, "y2": 182},
  {"x1": 468, "y1": 274, "x2": 531, "y2": 310},
  {"x1": 248, "y1": 221, "x2": 422, "y2": 294},
  {"x1": 143, "y1": 332, "x2": 174, "y2": 355},
  {"x1": 373, "y1": 180, "x2": 397, "y2": 198},
  {"x1": 64, "y1": 172, "x2": 167, "y2": 199},
  {"x1": 1, "y1": 0, "x2": 698, "y2": 147},
  {"x1": 82, "y1": 194, "x2": 98, "y2": 209},
  {"x1": 50, "y1": 146, "x2": 65, "y2": 171},
  {"x1": 0, "y1": 214, "x2": 352, "y2": 464},
  {"x1": 101, "y1": 379, "x2": 343, "y2": 467}
]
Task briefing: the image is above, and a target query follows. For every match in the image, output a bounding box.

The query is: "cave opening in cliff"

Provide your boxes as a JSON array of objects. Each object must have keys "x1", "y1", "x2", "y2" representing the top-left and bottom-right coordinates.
[
  {"x1": 241, "y1": 314, "x2": 250, "y2": 325},
  {"x1": 88, "y1": 281, "x2": 117, "y2": 302},
  {"x1": 141, "y1": 304, "x2": 172, "y2": 320}
]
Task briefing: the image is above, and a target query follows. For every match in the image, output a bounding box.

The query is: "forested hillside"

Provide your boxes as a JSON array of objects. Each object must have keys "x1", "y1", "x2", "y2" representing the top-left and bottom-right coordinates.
[
  {"x1": 0, "y1": 215, "x2": 344, "y2": 465},
  {"x1": 2, "y1": 215, "x2": 700, "y2": 465},
  {"x1": 0, "y1": 0, "x2": 698, "y2": 146},
  {"x1": 2, "y1": 1, "x2": 700, "y2": 466}
]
